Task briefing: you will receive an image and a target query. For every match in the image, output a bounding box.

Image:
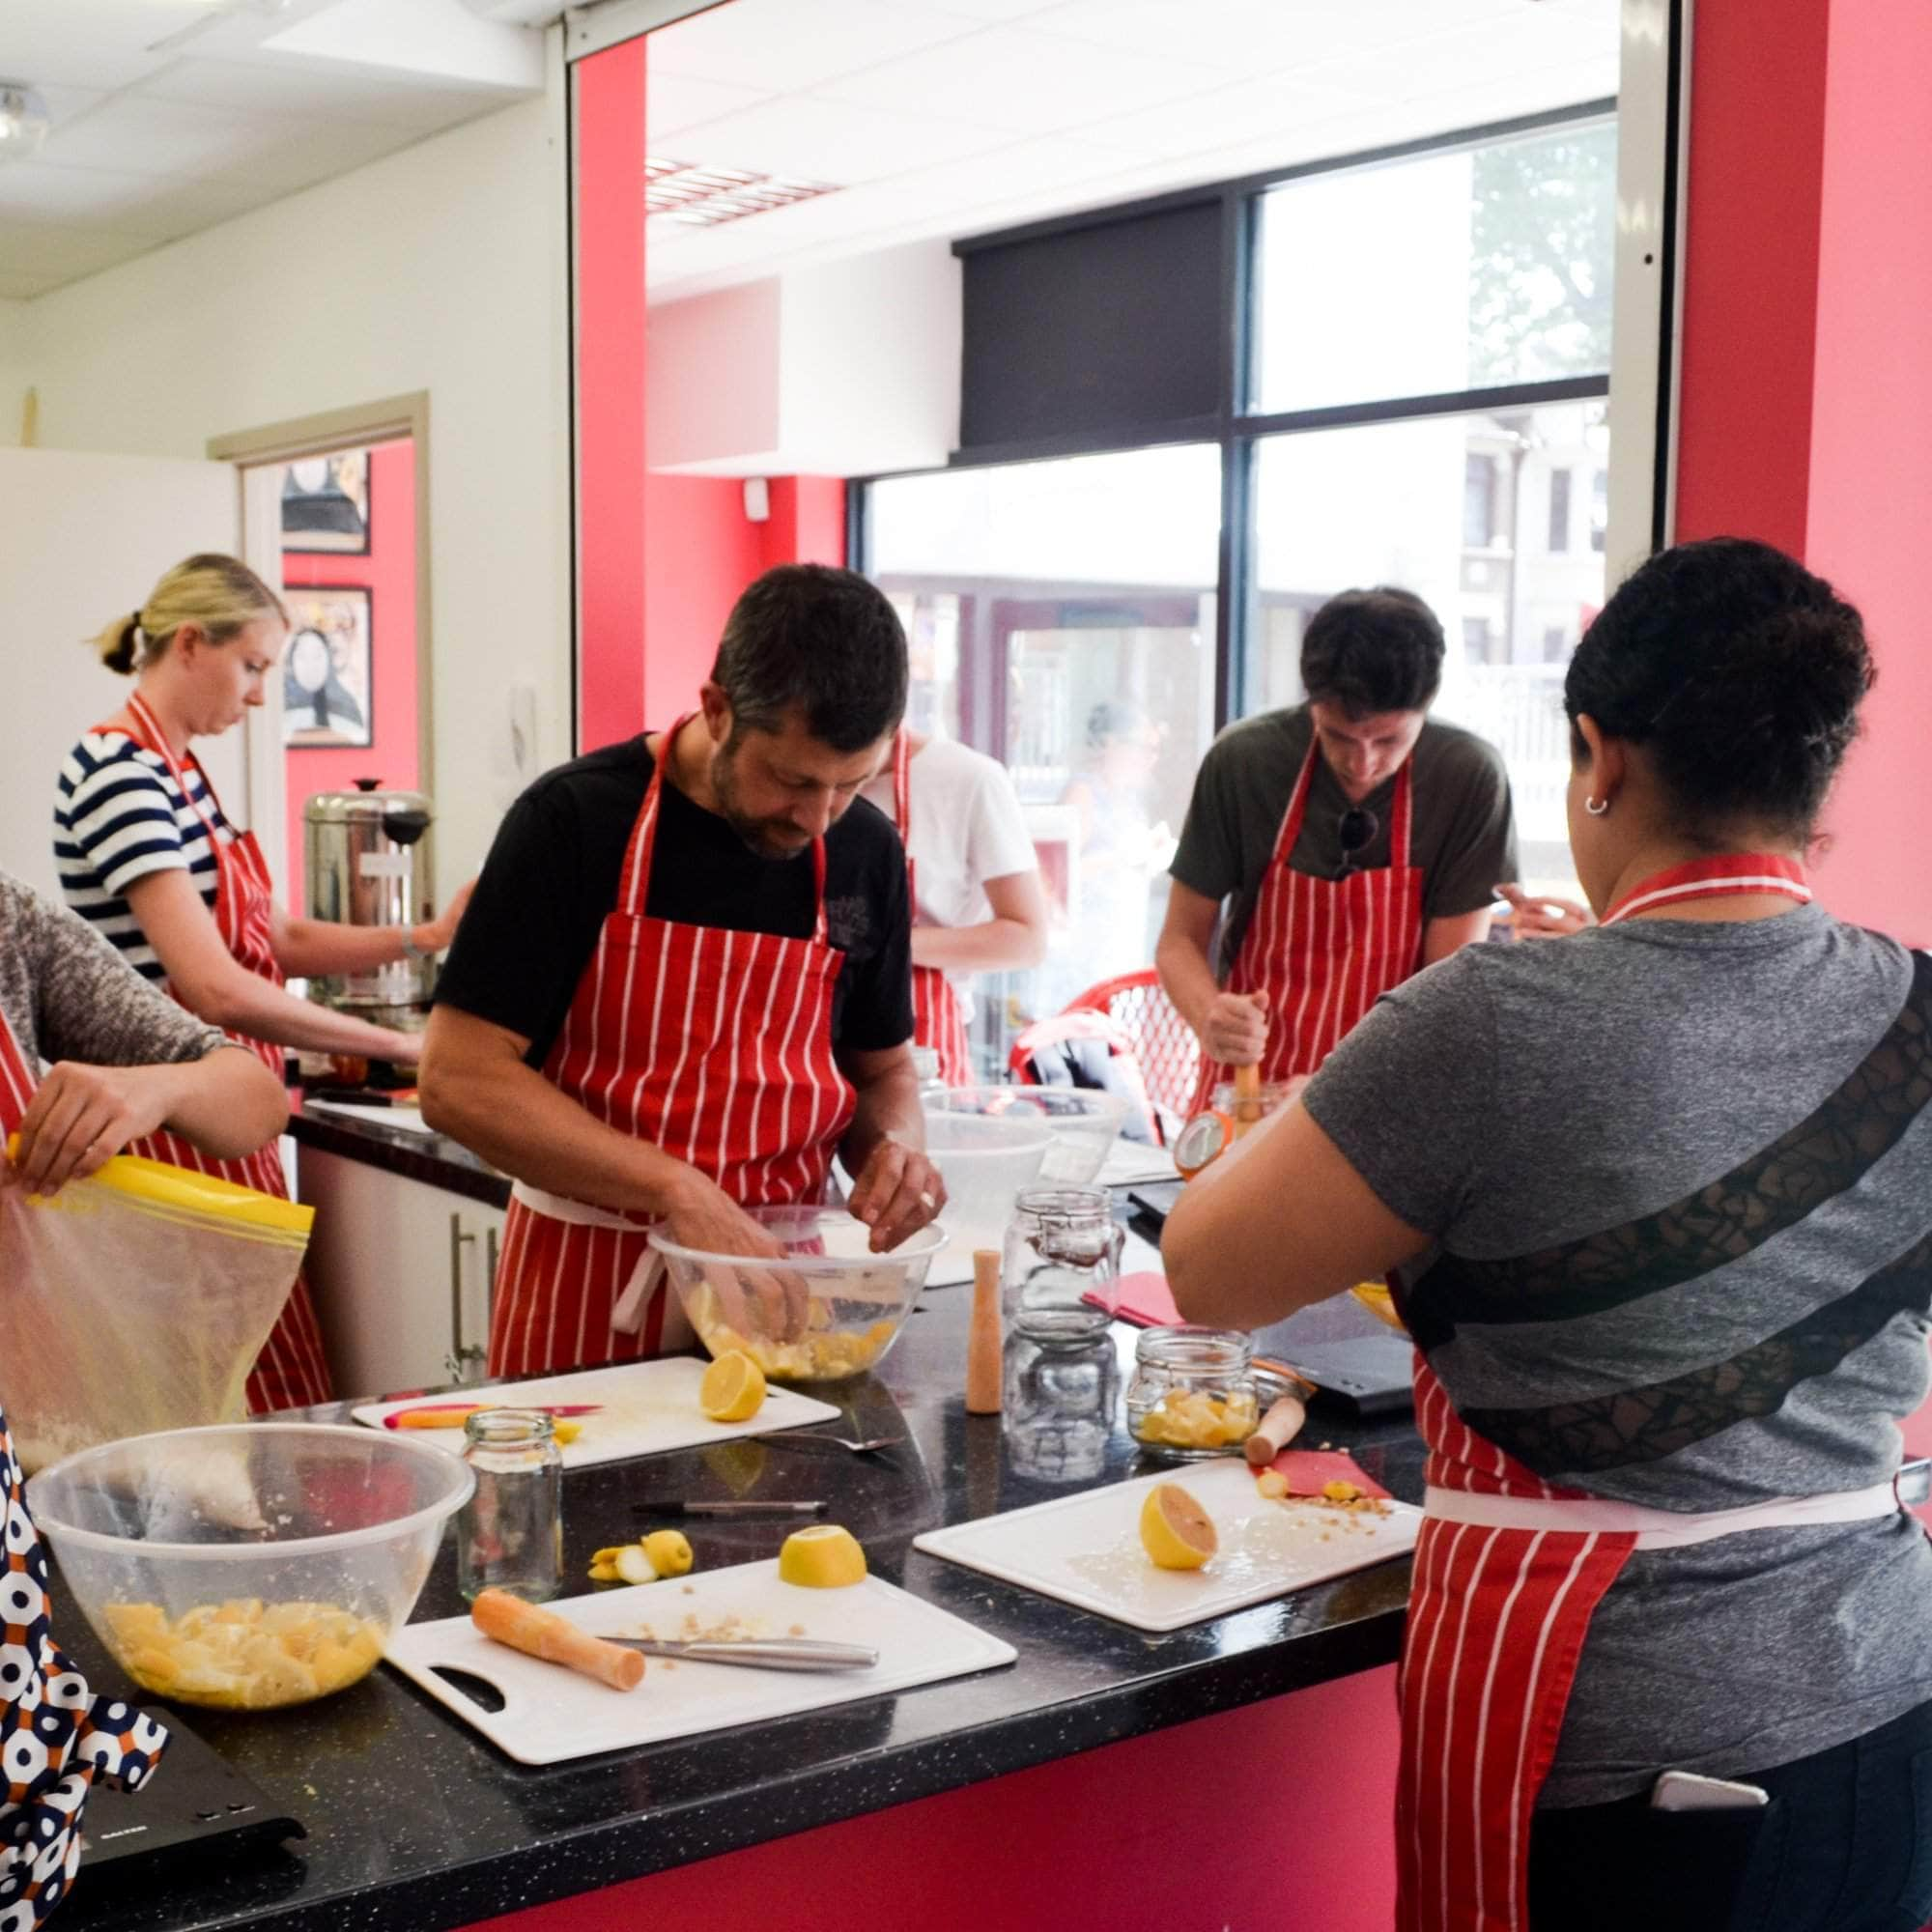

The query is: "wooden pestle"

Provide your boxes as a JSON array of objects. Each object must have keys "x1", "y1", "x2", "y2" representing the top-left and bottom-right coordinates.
[
  {"x1": 1231, "y1": 1062, "x2": 1264, "y2": 1138},
  {"x1": 966, "y1": 1248, "x2": 1003, "y2": 1414},
  {"x1": 1243, "y1": 1392, "x2": 1308, "y2": 1466},
  {"x1": 471, "y1": 1588, "x2": 644, "y2": 1691}
]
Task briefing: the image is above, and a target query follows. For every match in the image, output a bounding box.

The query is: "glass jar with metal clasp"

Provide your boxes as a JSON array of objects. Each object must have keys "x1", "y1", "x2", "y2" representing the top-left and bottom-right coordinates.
[
  {"x1": 1000, "y1": 1185, "x2": 1123, "y2": 1343},
  {"x1": 456, "y1": 1408, "x2": 563, "y2": 1603},
  {"x1": 1125, "y1": 1325, "x2": 1262, "y2": 1460}
]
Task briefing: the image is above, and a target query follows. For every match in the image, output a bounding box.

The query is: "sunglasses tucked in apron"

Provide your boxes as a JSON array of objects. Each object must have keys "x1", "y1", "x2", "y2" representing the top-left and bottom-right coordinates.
[
  {"x1": 104, "y1": 697, "x2": 330, "y2": 1414},
  {"x1": 1190, "y1": 736, "x2": 1423, "y2": 1112},
  {"x1": 889, "y1": 731, "x2": 972, "y2": 1087},
  {"x1": 0, "y1": 1023, "x2": 169, "y2": 1928},
  {"x1": 488, "y1": 721, "x2": 859, "y2": 1378}
]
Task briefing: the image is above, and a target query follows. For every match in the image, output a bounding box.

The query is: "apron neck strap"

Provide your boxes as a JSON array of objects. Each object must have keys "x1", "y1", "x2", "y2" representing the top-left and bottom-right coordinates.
[
  {"x1": 124, "y1": 693, "x2": 228, "y2": 845},
  {"x1": 627, "y1": 715, "x2": 831, "y2": 940},
  {"x1": 1600, "y1": 852, "x2": 1811, "y2": 927},
  {"x1": 891, "y1": 730, "x2": 912, "y2": 839},
  {"x1": 1277, "y1": 727, "x2": 1416, "y2": 870}
]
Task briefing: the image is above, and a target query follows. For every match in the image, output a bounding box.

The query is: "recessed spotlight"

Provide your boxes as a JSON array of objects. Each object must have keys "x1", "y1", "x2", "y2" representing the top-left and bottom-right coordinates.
[{"x1": 0, "y1": 81, "x2": 50, "y2": 162}]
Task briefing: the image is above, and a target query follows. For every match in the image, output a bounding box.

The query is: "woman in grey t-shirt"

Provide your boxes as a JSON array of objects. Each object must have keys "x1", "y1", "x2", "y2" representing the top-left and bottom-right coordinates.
[{"x1": 1168, "y1": 538, "x2": 1932, "y2": 1932}]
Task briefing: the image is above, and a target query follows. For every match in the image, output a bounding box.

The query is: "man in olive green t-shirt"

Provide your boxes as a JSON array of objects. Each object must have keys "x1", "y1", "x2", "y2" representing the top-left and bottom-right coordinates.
[{"x1": 1158, "y1": 586, "x2": 1518, "y2": 1085}]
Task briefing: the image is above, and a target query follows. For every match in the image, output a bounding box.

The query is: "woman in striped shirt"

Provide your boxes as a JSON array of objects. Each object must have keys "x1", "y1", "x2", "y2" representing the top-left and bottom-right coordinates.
[
  {"x1": 54, "y1": 554, "x2": 469, "y2": 1412},
  {"x1": 1168, "y1": 539, "x2": 1932, "y2": 1931}
]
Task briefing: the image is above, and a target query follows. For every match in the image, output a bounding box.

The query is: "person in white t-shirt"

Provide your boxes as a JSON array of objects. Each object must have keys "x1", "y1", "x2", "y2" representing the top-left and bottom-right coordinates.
[{"x1": 864, "y1": 732, "x2": 1048, "y2": 1084}]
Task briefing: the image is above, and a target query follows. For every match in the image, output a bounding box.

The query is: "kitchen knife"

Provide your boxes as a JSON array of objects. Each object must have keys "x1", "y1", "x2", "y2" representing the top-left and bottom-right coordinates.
[{"x1": 607, "y1": 1636, "x2": 878, "y2": 1672}]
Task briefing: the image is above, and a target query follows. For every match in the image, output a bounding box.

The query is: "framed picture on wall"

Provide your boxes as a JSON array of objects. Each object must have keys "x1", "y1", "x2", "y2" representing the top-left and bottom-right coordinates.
[
  {"x1": 281, "y1": 449, "x2": 371, "y2": 554},
  {"x1": 283, "y1": 586, "x2": 374, "y2": 748}
]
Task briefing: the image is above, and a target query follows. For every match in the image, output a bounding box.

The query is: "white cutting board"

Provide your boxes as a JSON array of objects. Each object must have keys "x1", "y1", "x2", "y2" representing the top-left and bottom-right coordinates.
[
  {"x1": 913, "y1": 1459, "x2": 1419, "y2": 1633},
  {"x1": 352, "y1": 1358, "x2": 840, "y2": 1468},
  {"x1": 385, "y1": 1562, "x2": 1017, "y2": 1764}
]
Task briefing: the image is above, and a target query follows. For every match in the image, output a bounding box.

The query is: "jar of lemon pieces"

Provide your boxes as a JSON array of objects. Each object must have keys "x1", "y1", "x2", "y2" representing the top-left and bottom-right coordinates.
[{"x1": 1125, "y1": 1326, "x2": 1260, "y2": 1459}]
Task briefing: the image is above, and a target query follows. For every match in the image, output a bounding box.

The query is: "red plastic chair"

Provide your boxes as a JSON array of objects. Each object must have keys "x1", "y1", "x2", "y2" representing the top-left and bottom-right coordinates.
[{"x1": 1061, "y1": 970, "x2": 1201, "y2": 1138}]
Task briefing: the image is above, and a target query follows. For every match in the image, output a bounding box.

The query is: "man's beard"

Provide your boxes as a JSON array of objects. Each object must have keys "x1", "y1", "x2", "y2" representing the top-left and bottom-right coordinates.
[{"x1": 712, "y1": 742, "x2": 814, "y2": 861}]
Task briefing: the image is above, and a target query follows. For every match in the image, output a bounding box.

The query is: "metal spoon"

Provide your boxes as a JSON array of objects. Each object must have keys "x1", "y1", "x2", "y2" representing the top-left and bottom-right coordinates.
[{"x1": 759, "y1": 1431, "x2": 905, "y2": 1455}]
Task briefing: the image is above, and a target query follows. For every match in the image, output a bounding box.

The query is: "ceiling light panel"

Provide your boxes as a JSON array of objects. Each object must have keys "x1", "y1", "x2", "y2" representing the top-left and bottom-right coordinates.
[{"x1": 644, "y1": 156, "x2": 839, "y2": 228}]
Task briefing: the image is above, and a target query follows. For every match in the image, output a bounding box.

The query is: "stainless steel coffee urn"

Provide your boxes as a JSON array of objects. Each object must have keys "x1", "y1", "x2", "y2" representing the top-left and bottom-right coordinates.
[{"x1": 303, "y1": 781, "x2": 439, "y2": 1017}]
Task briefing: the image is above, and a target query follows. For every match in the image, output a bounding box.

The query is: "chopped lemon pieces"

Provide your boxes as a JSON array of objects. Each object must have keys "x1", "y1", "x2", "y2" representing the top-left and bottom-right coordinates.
[
  {"x1": 587, "y1": 1530, "x2": 698, "y2": 1585},
  {"x1": 1131, "y1": 1388, "x2": 1260, "y2": 1450},
  {"x1": 1139, "y1": 1484, "x2": 1217, "y2": 1571},
  {"x1": 777, "y1": 1524, "x2": 867, "y2": 1588},
  {"x1": 687, "y1": 1287, "x2": 897, "y2": 1380},
  {"x1": 1255, "y1": 1469, "x2": 1290, "y2": 1500},
  {"x1": 699, "y1": 1350, "x2": 767, "y2": 1422},
  {"x1": 103, "y1": 1600, "x2": 384, "y2": 1710}
]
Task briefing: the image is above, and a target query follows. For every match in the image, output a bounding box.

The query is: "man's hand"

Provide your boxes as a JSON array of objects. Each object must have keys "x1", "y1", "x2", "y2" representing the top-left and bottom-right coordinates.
[
  {"x1": 1203, "y1": 990, "x2": 1270, "y2": 1065},
  {"x1": 661, "y1": 1169, "x2": 810, "y2": 1342},
  {"x1": 847, "y1": 1138, "x2": 947, "y2": 1254},
  {"x1": 5, "y1": 1063, "x2": 175, "y2": 1196}
]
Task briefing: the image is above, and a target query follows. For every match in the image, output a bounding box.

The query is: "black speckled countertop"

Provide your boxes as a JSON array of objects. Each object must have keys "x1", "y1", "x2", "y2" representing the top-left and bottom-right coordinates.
[
  {"x1": 289, "y1": 1101, "x2": 511, "y2": 1208},
  {"x1": 54, "y1": 1197, "x2": 1421, "y2": 1932}
]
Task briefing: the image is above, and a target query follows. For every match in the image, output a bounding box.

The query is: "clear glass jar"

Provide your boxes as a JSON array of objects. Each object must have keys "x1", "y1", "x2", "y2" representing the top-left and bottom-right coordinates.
[
  {"x1": 456, "y1": 1407, "x2": 563, "y2": 1604},
  {"x1": 1001, "y1": 1186, "x2": 1122, "y2": 1343},
  {"x1": 1002, "y1": 1330, "x2": 1122, "y2": 1483},
  {"x1": 1125, "y1": 1325, "x2": 1261, "y2": 1460}
]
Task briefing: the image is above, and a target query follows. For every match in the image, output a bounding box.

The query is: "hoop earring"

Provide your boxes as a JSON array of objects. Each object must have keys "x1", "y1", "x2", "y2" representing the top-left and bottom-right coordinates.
[{"x1": 1584, "y1": 796, "x2": 1610, "y2": 818}]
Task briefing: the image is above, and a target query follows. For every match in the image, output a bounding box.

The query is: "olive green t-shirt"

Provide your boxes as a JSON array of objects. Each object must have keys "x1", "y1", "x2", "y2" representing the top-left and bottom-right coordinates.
[{"x1": 1169, "y1": 705, "x2": 1519, "y2": 976}]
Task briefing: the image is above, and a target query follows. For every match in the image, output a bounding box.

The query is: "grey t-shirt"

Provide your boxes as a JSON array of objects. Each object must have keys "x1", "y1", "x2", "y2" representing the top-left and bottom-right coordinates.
[
  {"x1": 1170, "y1": 706, "x2": 1519, "y2": 976},
  {"x1": 0, "y1": 870, "x2": 226, "y2": 1074},
  {"x1": 1304, "y1": 904, "x2": 1932, "y2": 1806}
]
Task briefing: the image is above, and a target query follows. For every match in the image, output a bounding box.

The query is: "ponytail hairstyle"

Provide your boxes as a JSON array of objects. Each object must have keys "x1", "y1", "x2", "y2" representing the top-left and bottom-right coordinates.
[
  {"x1": 1564, "y1": 536, "x2": 1874, "y2": 844},
  {"x1": 92, "y1": 553, "x2": 287, "y2": 677}
]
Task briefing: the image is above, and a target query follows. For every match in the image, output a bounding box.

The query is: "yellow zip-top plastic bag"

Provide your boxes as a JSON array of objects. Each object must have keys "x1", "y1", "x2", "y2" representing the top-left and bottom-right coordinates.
[{"x1": 0, "y1": 1151, "x2": 314, "y2": 1471}]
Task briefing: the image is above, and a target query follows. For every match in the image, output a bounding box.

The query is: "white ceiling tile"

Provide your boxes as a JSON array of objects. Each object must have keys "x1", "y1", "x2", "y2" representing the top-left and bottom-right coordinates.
[
  {"x1": 647, "y1": 0, "x2": 982, "y2": 93},
  {"x1": 812, "y1": 24, "x2": 1231, "y2": 136},
  {"x1": 1303, "y1": 10, "x2": 1619, "y2": 101},
  {"x1": 0, "y1": 160, "x2": 191, "y2": 231},
  {"x1": 866, "y1": 0, "x2": 1065, "y2": 17},
  {"x1": 1076, "y1": 71, "x2": 1381, "y2": 161},
  {"x1": 659, "y1": 92, "x2": 1015, "y2": 185},
  {"x1": 36, "y1": 84, "x2": 113, "y2": 129},
  {"x1": 132, "y1": 54, "x2": 529, "y2": 129},
  {"x1": 647, "y1": 69, "x2": 774, "y2": 141},
  {"x1": 40, "y1": 95, "x2": 306, "y2": 177}
]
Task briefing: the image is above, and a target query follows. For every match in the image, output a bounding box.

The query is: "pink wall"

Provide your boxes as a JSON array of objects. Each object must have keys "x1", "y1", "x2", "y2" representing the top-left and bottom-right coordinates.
[
  {"x1": 573, "y1": 35, "x2": 649, "y2": 752},
  {"x1": 1674, "y1": 0, "x2": 1932, "y2": 941},
  {"x1": 282, "y1": 436, "x2": 418, "y2": 903},
  {"x1": 463, "y1": 1667, "x2": 1401, "y2": 1932},
  {"x1": 639, "y1": 472, "x2": 849, "y2": 726}
]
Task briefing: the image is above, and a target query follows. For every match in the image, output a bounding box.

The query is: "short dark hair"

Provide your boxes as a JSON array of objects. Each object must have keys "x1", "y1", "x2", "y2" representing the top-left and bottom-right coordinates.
[
  {"x1": 1300, "y1": 587, "x2": 1445, "y2": 716},
  {"x1": 710, "y1": 564, "x2": 908, "y2": 753},
  {"x1": 1565, "y1": 537, "x2": 1873, "y2": 843}
]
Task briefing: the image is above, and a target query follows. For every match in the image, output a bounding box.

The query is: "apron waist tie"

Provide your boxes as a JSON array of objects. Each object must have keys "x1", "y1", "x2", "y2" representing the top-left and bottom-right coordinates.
[
  {"x1": 1423, "y1": 1479, "x2": 1901, "y2": 1550},
  {"x1": 507, "y1": 1180, "x2": 663, "y2": 1334}
]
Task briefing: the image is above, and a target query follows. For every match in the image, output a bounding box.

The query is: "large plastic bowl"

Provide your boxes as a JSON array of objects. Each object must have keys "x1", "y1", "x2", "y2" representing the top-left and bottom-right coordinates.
[
  {"x1": 923, "y1": 1109, "x2": 1054, "y2": 1250},
  {"x1": 924, "y1": 1085, "x2": 1132, "y2": 1188},
  {"x1": 651, "y1": 1206, "x2": 946, "y2": 1383},
  {"x1": 26, "y1": 1423, "x2": 472, "y2": 1712}
]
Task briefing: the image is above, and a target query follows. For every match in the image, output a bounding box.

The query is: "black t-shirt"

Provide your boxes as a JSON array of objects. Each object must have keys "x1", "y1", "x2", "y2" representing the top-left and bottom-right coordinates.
[{"x1": 435, "y1": 736, "x2": 914, "y2": 1068}]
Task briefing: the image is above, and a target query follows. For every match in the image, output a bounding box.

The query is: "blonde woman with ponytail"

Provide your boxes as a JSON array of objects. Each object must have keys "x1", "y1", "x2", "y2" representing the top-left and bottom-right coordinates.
[{"x1": 54, "y1": 554, "x2": 470, "y2": 1413}]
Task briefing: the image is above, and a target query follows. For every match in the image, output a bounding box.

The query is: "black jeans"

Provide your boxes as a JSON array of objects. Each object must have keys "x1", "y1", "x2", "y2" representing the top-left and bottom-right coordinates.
[{"x1": 1528, "y1": 1699, "x2": 1932, "y2": 1932}]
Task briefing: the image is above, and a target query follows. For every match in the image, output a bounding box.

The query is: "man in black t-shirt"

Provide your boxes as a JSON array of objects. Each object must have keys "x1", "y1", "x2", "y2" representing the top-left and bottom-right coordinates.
[
  {"x1": 1158, "y1": 587, "x2": 1517, "y2": 1094},
  {"x1": 420, "y1": 566, "x2": 946, "y2": 1374}
]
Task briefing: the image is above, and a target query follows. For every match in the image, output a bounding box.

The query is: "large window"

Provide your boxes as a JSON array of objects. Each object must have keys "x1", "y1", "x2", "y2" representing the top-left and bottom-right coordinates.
[{"x1": 861, "y1": 104, "x2": 1620, "y2": 1056}]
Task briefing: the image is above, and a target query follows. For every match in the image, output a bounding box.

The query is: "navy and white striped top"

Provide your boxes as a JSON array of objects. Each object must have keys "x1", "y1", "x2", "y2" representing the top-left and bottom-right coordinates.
[{"x1": 53, "y1": 731, "x2": 227, "y2": 981}]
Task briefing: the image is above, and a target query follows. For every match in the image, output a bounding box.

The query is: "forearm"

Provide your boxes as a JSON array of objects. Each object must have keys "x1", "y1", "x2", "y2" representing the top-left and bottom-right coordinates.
[
  {"x1": 838, "y1": 1054, "x2": 924, "y2": 1175},
  {"x1": 417, "y1": 1041, "x2": 697, "y2": 1215},
  {"x1": 151, "y1": 1048, "x2": 291, "y2": 1159},
  {"x1": 188, "y1": 968, "x2": 418, "y2": 1061},
  {"x1": 1155, "y1": 923, "x2": 1223, "y2": 1040},
  {"x1": 910, "y1": 918, "x2": 1045, "y2": 974},
  {"x1": 275, "y1": 918, "x2": 430, "y2": 980}
]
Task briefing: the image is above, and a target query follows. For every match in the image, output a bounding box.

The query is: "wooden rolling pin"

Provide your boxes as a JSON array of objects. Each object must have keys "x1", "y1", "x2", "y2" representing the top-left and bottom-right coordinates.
[
  {"x1": 966, "y1": 1248, "x2": 1003, "y2": 1414},
  {"x1": 1243, "y1": 1391, "x2": 1308, "y2": 1466},
  {"x1": 471, "y1": 1588, "x2": 644, "y2": 1691}
]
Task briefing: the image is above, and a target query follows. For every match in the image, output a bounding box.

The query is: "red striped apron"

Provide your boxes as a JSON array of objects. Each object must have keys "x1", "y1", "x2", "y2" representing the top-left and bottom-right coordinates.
[
  {"x1": 105, "y1": 697, "x2": 330, "y2": 1414},
  {"x1": 1396, "y1": 850, "x2": 1825, "y2": 1932},
  {"x1": 1191, "y1": 734, "x2": 1423, "y2": 1109},
  {"x1": 487, "y1": 719, "x2": 859, "y2": 1377},
  {"x1": 890, "y1": 732, "x2": 972, "y2": 1087}
]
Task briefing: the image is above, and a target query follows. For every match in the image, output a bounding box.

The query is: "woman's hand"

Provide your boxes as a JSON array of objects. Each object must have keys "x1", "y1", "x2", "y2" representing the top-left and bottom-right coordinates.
[
  {"x1": 415, "y1": 878, "x2": 476, "y2": 954},
  {"x1": 1495, "y1": 883, "x2": 1592, "y2": 940},
  {"x1": 4, "y1": 1062, "x2": 179, "y2": 1195}
]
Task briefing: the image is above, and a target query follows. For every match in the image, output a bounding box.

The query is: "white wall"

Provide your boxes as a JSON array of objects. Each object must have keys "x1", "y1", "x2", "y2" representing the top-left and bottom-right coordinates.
[
  {"x1": 0, "y1": 300, "x2": 27, "y2": 448},
  {"x1": 649, "y1": 240, "x2": 960, "y2": 477},
  {"x1": 10, "y1": 92, "x2": 570, "y2": 888}
]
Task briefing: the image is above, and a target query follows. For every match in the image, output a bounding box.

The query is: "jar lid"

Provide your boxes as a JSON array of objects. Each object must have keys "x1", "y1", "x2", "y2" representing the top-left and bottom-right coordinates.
[
  {"x1": 1133, "y1": 1323, "x2": 1254, "y2": 1371},
  {"x1": 462, "y1": 1406, "x2": 554, "y2": 1444}
]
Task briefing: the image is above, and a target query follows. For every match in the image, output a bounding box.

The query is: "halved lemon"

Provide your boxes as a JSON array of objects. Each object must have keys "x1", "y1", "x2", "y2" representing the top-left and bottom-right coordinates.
[
  {"x1": 699, "y1": 1350, "x2": 767, "y2": 1423},
  {"x1": 1139, "y1": 1483, "x2": 1217, "y2": 1571},
  {"x1": 778, "y1": 1523, "x2": 867, "y2": 1588}
]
